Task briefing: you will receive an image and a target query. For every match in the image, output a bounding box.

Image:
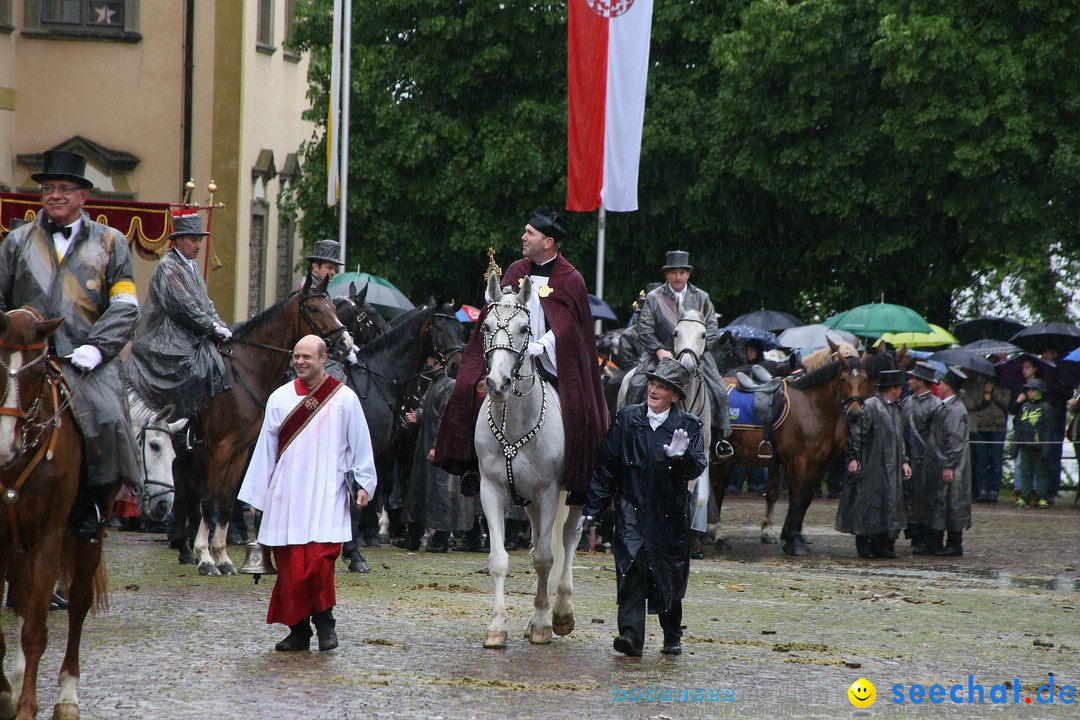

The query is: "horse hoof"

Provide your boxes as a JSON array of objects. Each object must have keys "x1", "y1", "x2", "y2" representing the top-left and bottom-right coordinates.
[
  {"x1": 0, "y1": 694, "x2": 15, "y2": 720},
  {"x1": 527, "y1": 625, "x2": 553, "y2": 645},
  {"x1": 760, "y1": 533, "x2": 778, "y2": 544},
  {"x1": 198, "y1": 562, "x2": 221, "y2": 577},
  {"x1": 783, "y1": 540, "x2": 809, "y2": 557},
  {"x1": 552, "y1": 613, "x2": 575, "y2": 636},
  {"x1": 178, "y1": 552, "x2": 197, "y2": 565},
  {"x1": 52, "y1": 702, "x2": 80, "y2": 720},
  {"x1": 483, "y1": 630, "x2": 508, "y2": 649},
  {"x1": 348, "y1": 560, "x2": 371, "y2": 573},
  {"x1": 217, "y1": 562, "x2": 237, "y2": 576}
]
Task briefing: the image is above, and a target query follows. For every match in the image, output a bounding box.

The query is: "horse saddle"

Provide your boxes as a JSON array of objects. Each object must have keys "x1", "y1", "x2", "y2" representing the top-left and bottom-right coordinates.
[{"x1": 728, "y1": 365, "x2": 788, "y2": 431}]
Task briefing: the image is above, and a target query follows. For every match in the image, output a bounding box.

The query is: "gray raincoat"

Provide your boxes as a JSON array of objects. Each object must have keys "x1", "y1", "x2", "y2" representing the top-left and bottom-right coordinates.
[
  {"x1": 0, "y1": 214, "x2": 140, "y2": 488},
  {"x1": 836, "y1": 394, "x2": 906, "y2": 537},
  {"x1": 125, "y1": 247, "x2": 228, "y2": 418},
  {"x1": 632, "y1": 283, "x2": 730, "y2": 436},
  {"x1": 901, "y1": 390, "x2": 940, "y2": 526},
  {"x1": 925, "y1": 395, "x2": 972, "y2": 532},
  {"x1": 585, "y1": 404, "x2": 707, "y2": 614}
]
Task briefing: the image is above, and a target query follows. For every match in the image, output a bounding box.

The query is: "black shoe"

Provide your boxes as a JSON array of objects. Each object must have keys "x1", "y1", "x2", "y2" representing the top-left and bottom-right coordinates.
[
  {"x1": 911, "y1": 543, "x2": 934, "y2": 556},
  {"x1": 426, "y1": 544, "x2": 449, "y2": 553},
  {"x1": 393, "y1": 538, "x2": 420, "y2": 551},
  {"x1": 72, "y1": 502, "x2": 105, "y2": 543},
  {"x1": 313, "y1": 610, "x2": 338, "y2": 651},
  {"x1": 934, "y1": 545, "x2": 963, "y2": 557},
  {"x1": 275, "y1": 624, "x2": 312, "y2": 652},
  {"x1": 613, "y1": 635, "x2": 642, "y2": 657},
  {"x1": 565, "y1": 491, "x2": 587, "y2": 508},
  {"x1": 50, "y1": 591, "x2": 68, "y2": 611},
  {"x1": 661, "y1": 642, "x2": 682, "y2": 655},
  {"x1": 874, "y1": 548, "x2": 900, "y2": 559},
  {"x1": 689, "y1": 549, "x2": 706, "y2": 560},
  {"x1": 460, "y1": 471, "x2": 480, "y2": 497}
]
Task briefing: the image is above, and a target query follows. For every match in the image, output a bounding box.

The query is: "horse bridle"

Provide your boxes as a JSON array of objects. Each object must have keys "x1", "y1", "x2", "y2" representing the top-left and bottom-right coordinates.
[
  {"x1": 839, "y1": 360, "x2": 866, "y2": 418},
  {"x1": 672, "y1": 316, "x2": 707, "y2": 370},
  {"x1": 430, "y1": 310, "x2": 465, "y2": 368},
  {"x1": 482, "y1": 300, "x2": 536, "y2": 396},
  {"x1": 338, "y1": 297, "x2": 381, "y2": 343},
  {"x1": 481, "y1": 299, "x2": 546, "y2": 506},
  {"x1": 137, "y1": 417, "x2": 176, "y2": 518}
]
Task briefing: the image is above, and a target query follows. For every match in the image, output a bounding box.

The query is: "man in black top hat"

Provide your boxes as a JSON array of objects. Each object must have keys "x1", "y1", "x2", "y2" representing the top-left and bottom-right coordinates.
[
  {"x1": 586, "y1": 357, "x2": 707, "y2": 657},
  {"x1": 125, "y1": 213, "x2": 232, "y2": 419},
  {"x1": 924, "y1": 368, "x2": 971, "y2": 556},
  {"x1": 902, "y1": 361, "x2": 940, "y2": 554},
  {"x1": 305, "y1": 239, "x2": 344, "y2": 285},
  {"x1": 836, "y1": 368, "x2": 911, "y2": 559},
  {"x1": 0, "y1": 150, "x2": 141, "y2": 541}
]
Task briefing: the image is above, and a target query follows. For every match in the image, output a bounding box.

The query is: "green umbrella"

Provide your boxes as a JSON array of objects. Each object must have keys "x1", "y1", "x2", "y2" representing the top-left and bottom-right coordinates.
[
  {"x1": 822, "y1": 302, "x2": 932, "y2": 338},
  {"x1": 328, "y1": 272, "x2": 414, "y2": 318}
]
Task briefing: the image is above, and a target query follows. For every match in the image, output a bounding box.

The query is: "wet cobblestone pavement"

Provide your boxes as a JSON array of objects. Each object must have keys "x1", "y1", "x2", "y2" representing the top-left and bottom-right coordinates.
[{"x1": 2, "y1": 494, "x2": 1078, "y2": 719}]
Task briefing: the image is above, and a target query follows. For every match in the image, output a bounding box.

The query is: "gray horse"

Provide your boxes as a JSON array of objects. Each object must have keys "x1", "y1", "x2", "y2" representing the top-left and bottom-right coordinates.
[{"x1": 474, "y1": 274, "x2": 581, "y2": 648}]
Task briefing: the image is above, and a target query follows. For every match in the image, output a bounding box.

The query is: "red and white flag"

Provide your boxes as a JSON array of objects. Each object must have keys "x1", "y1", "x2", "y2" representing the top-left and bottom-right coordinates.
[{"x1": 567, "y1": 0, "x2": 654, "y2": 213}]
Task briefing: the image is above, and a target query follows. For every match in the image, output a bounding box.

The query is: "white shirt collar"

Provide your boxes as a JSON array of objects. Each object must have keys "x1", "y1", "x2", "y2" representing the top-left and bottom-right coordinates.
[{"x1": 647, "y1": 407, "x2": 670, "y2": 429}]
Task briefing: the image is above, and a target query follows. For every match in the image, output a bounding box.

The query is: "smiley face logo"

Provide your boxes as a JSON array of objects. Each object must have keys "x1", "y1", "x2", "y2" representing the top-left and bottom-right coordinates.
[{"x1": 848, "y1": 678, "x2": 876, "y2": 708}]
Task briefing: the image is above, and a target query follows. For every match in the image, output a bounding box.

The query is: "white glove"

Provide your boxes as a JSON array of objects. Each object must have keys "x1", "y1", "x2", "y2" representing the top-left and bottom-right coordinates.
[
  {"x1": 527, "y1": 341, "x2": 545, "y2": 357},
  {"x1": 663, "y1": 428, "x2": 690, "y2": 458},
  {"x1": 346, "y1": 347, "x2": 359, "y2": 366},
  {"x1": 214, "y1": 325, "x2": 233, "y2": 341},
  {"x1": 70, "y1": 344, "x2": 102, "y2": 372}
]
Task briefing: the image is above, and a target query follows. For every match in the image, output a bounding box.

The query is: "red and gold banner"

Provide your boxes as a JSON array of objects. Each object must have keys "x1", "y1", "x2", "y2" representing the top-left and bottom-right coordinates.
[{"x1": 1, "y1": 191, "x2": 174, "y2": 260}]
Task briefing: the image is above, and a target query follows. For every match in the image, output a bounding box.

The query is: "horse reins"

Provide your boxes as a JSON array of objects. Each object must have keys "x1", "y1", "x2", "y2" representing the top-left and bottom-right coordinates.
[
  {"x1": 138, "y1": 417, "x2": 176, "y2": 517},
  {"x1": 482, "y1": 299, "x2": 547, "y2": 506}
]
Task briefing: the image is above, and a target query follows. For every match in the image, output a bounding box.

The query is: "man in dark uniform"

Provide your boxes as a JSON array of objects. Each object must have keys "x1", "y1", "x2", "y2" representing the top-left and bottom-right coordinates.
[
  {"x1": 925, "y1": 368, "x2": 971, "y2": 556},
  {"x1": 585, "y1": 357, "x2": 707, "y2": 657},
  {"x1": 901, "y1": 361, "x2": 940, "y2": 554},
  {"x1": 435, "y1": 207, "x2": 608, "y2": 507},
  {"x1": 0, "y1": 150, "x2": 141, "y2": 541}
]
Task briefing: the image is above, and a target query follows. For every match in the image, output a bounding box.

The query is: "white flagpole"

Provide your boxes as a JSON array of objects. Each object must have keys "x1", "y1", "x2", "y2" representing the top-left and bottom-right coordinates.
[
  {"x1": 594, "y1": 206, "x2": 606, "y2": 334},
  {"x1": 337, "y1": 0, "x2": 352, "y2": 262}
]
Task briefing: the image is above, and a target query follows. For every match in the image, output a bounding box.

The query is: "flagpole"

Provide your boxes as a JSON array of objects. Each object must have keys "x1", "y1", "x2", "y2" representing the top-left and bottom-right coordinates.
[
  {"x1": 595, "y1": 206, "x2": 606, "y2": 334},
  {"x1": 337, "y1": 0, "x2": 351, "y2": 263}
]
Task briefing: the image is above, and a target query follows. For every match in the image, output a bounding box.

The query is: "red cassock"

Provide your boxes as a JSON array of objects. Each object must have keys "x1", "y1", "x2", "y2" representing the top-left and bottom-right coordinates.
[{"x1": 434, "y1": 254, "x2": 609, "y2": 494}]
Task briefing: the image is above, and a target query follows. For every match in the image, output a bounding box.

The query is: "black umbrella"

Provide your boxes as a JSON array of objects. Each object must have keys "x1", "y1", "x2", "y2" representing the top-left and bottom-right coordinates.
[
  {"x1": 961, "y1": 339, "x2": 1022, "y2": 357},
  {"x1": 1009, "y1": 321, "x2": 1080, "y2": 355},
  {"x1": 952, "y1": 316, "x2": 1027, "y2": 345},
  {"x1": 729, "y1": 310, "x2": 803, "y2": 333},
  {"x1": 928, "y1": 349, "x2": 996, "y2": 378}
]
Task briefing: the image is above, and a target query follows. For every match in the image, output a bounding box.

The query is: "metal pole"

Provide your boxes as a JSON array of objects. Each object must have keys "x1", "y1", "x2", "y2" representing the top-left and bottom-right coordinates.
[
  {"x1": 594, "y1": 206, "x2": 606, "y2": 334},
  {"x1": 337, "y1": 0, "x2": 352, "y2": 263}
]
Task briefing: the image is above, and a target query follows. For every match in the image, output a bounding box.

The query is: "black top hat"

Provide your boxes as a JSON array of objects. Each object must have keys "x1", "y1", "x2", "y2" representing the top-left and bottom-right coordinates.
[
  {"x1": 645, "y1": 357, "x2": 691, "y2": 400},
  {"x1": 527, "y1": 207, "x2": 569, "y2": 243},
  {"x1": 877, "y1": 369, "x2": 904, "y2": 389},
  {"x1": 169, "y1": 213, "x2": 211, "y2": 239},
  {"x1": 905, "y1": 361, "x2": 937, "y2": 385},
  {"x1": 306, "y1": 239, "x2": 344, "y2": 265},
  {"x1": 1, "y1": 218, "x2": 28, "y2": 240},
  {"x1": 31, "y1": 150, "x2": 93, "y2": 189},
  {"x1": 942, "y1": 367, "x2": 968, "y2": 391},
  {"x1": 662, "y1": 250, "x2": 693, "y2": 271}
]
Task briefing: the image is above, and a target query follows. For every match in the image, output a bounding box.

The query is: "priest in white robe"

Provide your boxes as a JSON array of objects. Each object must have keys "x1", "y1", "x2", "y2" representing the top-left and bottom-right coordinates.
[{"x1": 238, "y1": 335, "x2": 377, "y2": 652}]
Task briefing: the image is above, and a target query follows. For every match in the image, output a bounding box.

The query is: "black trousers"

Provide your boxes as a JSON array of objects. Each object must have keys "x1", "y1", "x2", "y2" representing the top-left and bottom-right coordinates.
[{"x1": 617, "y1": 553, "x2": 682, "y2": 654}]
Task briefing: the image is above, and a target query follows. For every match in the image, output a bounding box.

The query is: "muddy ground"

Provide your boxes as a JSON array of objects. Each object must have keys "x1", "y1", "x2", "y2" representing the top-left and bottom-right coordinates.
[{"x1": 3, "y1": 493, "x2": 1078, "y2": 720}]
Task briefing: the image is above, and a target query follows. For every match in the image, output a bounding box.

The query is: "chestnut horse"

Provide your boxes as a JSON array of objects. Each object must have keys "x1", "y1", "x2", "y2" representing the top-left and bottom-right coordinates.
[
  {"x1": 191, "y1": 273, "x2": 350, "y2": 575},
  {"x1": 0, "y1": 307, "x2": 109, "y2": 720},
  {"x1": 711, "y1": 340, "x2": 869, "y2": 556}
]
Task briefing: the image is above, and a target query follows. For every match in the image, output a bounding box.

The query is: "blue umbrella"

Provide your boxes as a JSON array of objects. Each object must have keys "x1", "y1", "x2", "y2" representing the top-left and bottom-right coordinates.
[
  {"x1": 1063, "y1": 346, "x2": 1080, "y2": 363},
  {"x1": 588, "y1": 294, "x2": 619, "y2": 323},
  {"x1": 718, "y1": 324, "x2": 781, "y2": 351}
]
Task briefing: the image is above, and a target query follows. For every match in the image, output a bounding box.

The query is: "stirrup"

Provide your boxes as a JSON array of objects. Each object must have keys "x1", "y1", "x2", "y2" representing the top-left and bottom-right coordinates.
[{"x1": 756, "y1": 439, "x2": 773, "y2": 459}]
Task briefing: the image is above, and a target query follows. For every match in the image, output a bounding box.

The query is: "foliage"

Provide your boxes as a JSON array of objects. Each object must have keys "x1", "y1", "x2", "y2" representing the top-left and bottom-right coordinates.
[{"x1": 289, "y1": 0, "x2": 1080, "y2": 325}]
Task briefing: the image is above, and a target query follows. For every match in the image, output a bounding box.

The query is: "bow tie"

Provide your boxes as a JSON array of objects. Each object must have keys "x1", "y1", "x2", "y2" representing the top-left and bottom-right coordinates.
[
  {"x1": 647, "y1": 410, "x2": 666, "y2": 424},
  {"x1": 46, "y1": 221, "x2": 72, "y2": 239}
]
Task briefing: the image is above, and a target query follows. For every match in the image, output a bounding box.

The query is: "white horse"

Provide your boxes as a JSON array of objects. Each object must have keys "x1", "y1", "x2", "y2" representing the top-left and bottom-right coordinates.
[
  {"x1": 475, "y1": 274, "x2": 581, "y2": 648},
  {"x1": 617, "y1": 303, "x2": 712, "y2": 530},
  {"x1": 126, "y1": 386, "x2": 187, "y2": 524}
]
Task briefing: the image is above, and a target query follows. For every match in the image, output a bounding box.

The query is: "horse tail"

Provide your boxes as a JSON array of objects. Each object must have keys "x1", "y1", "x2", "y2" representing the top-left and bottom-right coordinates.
[
  {"x1": 58, "y1": 535, "x2": 111, "y2": 614},
  {"x1": 91, "y1": 557, "x2": 110, "y2": 613}
]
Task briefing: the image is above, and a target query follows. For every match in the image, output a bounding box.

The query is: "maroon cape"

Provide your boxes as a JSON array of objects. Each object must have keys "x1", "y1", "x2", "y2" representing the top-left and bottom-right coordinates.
[{"x1": 434, "y1": 254, "x2": 609, "y2": 494}]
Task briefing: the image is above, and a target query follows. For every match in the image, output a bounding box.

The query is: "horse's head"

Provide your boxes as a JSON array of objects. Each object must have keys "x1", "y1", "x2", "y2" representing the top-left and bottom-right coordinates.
[
  {"x1": 300, "y1": 272, "x2": 352, "y2": 359},
  {"x1": 673, "y1": 302, "x2": 708, "y2": 375},
  {"x1": 711, "y1": 329, "x2": 743, "y2": 373},
  {"x1": 481, "y1": 273, "x2": 534, "y2": 401},
  {"x1": 0, "y1": 307, "x2": 64, "y2": 466},
  {"x1": 830, "y1": 337, "x2": 870, "y2": 421},
  {"x1": 137, "y1": 405, "x2": 187, "y2": 523},
  {"x1": 427, "y1": 299, "x2": 466, "y2": 379},
  {"x1": 335, "y1": 282, "x2": 390, "y2": 348}
]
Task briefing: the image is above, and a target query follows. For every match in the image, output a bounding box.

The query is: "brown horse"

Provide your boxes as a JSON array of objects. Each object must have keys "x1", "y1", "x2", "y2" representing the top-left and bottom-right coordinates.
[
  {"x1": 0, "y1": 307, "x2": 110, "y2": 720},
  {"x1": 711, "y1": 340, "x2": 870, "y2": 556},
  {"x1": 192, "y1": 273, "x2": 350, "y2": 575}
]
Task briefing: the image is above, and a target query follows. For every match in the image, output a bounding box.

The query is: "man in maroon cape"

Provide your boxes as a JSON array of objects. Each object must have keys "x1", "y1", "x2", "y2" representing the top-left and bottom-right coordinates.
[{"x1": 434, "y1": 208, "x2": 608, "y2": 506}]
